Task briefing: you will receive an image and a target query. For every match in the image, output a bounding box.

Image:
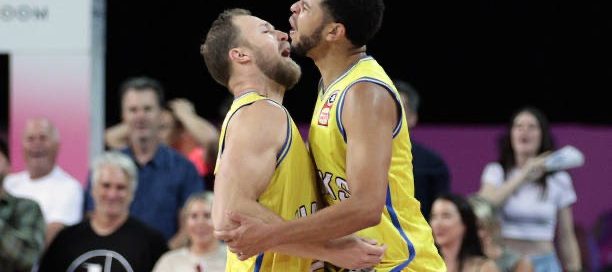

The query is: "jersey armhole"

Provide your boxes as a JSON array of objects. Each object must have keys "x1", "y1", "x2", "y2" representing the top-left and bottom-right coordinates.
[
  {"x1": 263, "y1": 99, "x2": 293, "y2": 167},
  {"x1": 336, "y1": 77, "x2": 403, "y2": 142},
  {"x1": 219, "y1": 100, "x2": 292, "y2": 168}
]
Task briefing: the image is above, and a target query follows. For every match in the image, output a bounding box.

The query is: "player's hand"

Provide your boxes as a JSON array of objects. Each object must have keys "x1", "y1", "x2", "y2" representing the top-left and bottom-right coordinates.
[
  {"x1": 324, "y1": 236, "x2": 386, "y2": 270},
  {"x1": 214, "y1": 210, "x2": 274, "y2": 260}
]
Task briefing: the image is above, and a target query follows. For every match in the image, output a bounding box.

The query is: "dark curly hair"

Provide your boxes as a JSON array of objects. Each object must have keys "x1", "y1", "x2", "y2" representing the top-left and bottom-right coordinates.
[{"x1": 321, "y1": 0, "x2": 384, "y2": 47}]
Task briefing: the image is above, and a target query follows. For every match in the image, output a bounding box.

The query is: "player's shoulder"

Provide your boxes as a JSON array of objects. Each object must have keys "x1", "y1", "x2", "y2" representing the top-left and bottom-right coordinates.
[
  {"x1": 226, "y1": 99, "x2": 288, "y2": 146},
  {"x1": 231, "y1": 99, "x2": 287, "y2": 127}
]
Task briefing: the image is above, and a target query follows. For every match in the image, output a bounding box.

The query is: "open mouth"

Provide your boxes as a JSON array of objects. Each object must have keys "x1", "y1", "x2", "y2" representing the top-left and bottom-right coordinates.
[
  {"x1": 281, "y1": 47, "x2": 291, "y2": 58},
  {"x1": 289, "y1": 17, "x2": 297, "y2": 38}
]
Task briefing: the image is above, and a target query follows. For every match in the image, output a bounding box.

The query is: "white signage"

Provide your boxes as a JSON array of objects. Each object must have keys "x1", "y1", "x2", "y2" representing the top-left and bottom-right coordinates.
[{"x1": 0, "y1": 0, "x2": 91, "y2": 52}]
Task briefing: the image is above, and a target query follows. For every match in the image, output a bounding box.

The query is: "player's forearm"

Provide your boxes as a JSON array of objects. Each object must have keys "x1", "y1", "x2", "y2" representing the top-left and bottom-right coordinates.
[
  {"x1": 270, "y1": 241, "x2": 331, "y2": 261},
  {"x1": 270, "y1": 198, "x2": 380, "y2": 246},
  {"x1": 214, "y1": 197, "x2": 279, "y2": 230}
]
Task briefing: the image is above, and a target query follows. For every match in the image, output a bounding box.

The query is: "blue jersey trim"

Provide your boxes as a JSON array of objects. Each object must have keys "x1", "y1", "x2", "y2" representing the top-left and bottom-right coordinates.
[
  {"x1": 386, "y1": 185, "x2": 416, "y2": 271},
  {"x1": 264, "y1": 99, "x2": 293, "y2": 167},
  {"x1": 254, "y1": 253, "x2": 264, "y2": 272},
  {"x1": 336, "y1": 77, "x2": 403, "y2": 143},
  {"x1": 220, "y1": 102, "x2": 257, "y2": 155}
]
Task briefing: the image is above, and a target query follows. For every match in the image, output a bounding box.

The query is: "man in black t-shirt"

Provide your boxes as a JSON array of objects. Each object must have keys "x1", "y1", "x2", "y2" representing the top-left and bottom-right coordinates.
[{"x1": 39, "y1": 152, "x2": 167, "y2": 272}]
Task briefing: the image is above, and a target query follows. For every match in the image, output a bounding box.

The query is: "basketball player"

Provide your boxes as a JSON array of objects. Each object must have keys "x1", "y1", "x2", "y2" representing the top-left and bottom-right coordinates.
[
  {"x1": 201, "y1": 8, "x2": 385, "y2": 271},
  {"x1": 216, "y1": 1, "x2": 446, "y2": 271}
]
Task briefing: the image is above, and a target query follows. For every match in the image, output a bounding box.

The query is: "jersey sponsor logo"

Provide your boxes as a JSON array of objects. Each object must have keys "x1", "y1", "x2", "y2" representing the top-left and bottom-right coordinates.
[{"x1": 318, "y1": 91, "x2": 338, "y2": 126}]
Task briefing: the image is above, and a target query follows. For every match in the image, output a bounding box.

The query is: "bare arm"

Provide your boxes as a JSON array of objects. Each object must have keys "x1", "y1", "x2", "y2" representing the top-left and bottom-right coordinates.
[
  {"x1": 481, "y1": 259, "x2": 501, "y2": 272},
  {"x1": 478, "y1": 154, "x2": 548, "y2": 207},
  {"x1": 169, "y1": 99, "x2": 219, "y2": 150},
  {"x1": 275, "y1": 82, "x2": 394, "y2": 241},
  {"x1": 45, "y1": 222, "x2": 64, "y2": 247},
  {"x1": 514, "y1": 256, "x2": 534, "y2": 272},
  {"x1": 556, "y1": 206, "x2": 582, "y2": 271},
  {"x1": 104, "y1": 123, "x2": 129, "y2": 149},
  {"x1": 212, "y1": 101, "x2": 288, "y2": 231},
  {"x1": 214, "y1": 101, "x2": 382, "y2": 268}
]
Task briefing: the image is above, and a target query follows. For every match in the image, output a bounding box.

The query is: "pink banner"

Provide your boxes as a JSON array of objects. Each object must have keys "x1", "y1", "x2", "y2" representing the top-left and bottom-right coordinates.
[{"x1": 10, "y1": 55, "x2": 90, "y2": 185}]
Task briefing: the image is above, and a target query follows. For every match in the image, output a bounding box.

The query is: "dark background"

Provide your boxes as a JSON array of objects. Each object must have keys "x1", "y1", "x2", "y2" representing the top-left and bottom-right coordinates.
[{"x1": 105, "y1": 0, "x2": 612, "y2": 126}]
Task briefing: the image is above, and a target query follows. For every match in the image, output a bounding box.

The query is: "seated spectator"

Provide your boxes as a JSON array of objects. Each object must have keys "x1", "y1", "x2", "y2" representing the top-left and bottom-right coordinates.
[
  {"x1": 39, "y1": 152, "x2": 167, "y2": 271},
  {"x1": 105, "y1": 98, "x2": 219, "y2": 179},
  {"x1": 86, "y1": 77, "x2": 204, "y2": 241},
  {"x1": 395, "y1": 79, "x2": 451, "y2": 219},
  {"x1": 3, "y1": 118, "x2": 83, "y2": 246},
  {"x1": 431, "y1": 194, "x2": 499, "y2": 272},
  {"x1": 154, "y1": 192, "x2": 225, "y2": 272},
  {"x1": 0, "y1": 138, "x2": 46, "y2": 271},
  {"x1": 469, "y1": 196, "x2": 533, "y2": 272},
  {"x1": 593, "y1": 210, "x2": 612, "y2": 271},
  {"x1": 478, "y1": 107, "x2": 581, "y2": 272}
]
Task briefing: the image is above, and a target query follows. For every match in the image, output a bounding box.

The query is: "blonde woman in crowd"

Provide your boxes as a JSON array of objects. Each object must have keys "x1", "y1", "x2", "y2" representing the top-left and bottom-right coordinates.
[
  {"x1": 153, "y1": 192, "x2": 226, "y2": 272},
  {"x1": 469, "y1": 196, "x2": 533, "y2": 272}
]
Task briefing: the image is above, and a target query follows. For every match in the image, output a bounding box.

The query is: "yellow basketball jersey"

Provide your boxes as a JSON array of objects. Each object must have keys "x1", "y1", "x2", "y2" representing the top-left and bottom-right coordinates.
[
  {"x1": 215, "y1": 92, "x2": 319, "y2": 272},
  {"x1": 309, "y1": 57, "x2": 446, "y2": 271}
]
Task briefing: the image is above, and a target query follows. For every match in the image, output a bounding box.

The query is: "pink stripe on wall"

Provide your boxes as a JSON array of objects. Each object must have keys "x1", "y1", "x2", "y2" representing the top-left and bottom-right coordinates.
[
  {"x1": 411, "y1": 124, "x2": 612, "y2": 229},
  {"x1": 10, "y1": 55, "x2": 90, "y2": 186},
  {"x1": 298, "y1": 123, "x2": 612, "y2": 228}
]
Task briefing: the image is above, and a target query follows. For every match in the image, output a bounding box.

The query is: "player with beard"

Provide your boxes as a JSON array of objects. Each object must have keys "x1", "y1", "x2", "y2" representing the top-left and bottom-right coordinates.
[
  {"x1": 215, "y1": 1, "x2": 445, "y2": 271},
  {"x1": 201, "y1": 8, "x2": 385, "y2": 271}
]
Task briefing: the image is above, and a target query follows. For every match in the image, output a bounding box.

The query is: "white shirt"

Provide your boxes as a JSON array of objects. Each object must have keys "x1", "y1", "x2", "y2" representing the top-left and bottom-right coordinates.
[
  {"x1": 153, "y1": 245, "x2": 227, "y2": 272},
  {"x1": 4, "y1": 166, "x2": 83, "y2": 225},
  {"x1": 481, "y1": 162, "x2": 576, "y2": 241}
]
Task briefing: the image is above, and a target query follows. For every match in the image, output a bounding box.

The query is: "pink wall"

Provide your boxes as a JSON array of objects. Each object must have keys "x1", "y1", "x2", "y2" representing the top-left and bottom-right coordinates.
[
  {"x1": 411, "y1": 124, "x2": 612, "y2": 229},
  {"x1": 298, "y1": 123, "x2": 612, "y2": 229},
  {"x1": 9, "y1": 55, "x2": 91, "y2": 185}
]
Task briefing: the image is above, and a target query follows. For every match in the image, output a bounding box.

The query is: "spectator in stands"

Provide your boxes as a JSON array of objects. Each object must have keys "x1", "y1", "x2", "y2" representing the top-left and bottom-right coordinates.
[
  {"x1": 105, "y1": 98, "x2": 219, "y2": 180},
  {"x1": 469, "y1": 196, "x2": 533, "y2": 272},
  {"x1": 431, "y1": 193, "x2": 499, "y2": 272},
  {"x1": 0, "y1": 138, "x2": 46, "y2": 271},
  {"x1": 85, "y1": 76, "x2": 204, "y2": 240},
  {"x1": 478, "y1": 107, "x2": 581, "y2": 272},
  {"x1": 593, "y1": 210, "x2": 612, "y2": 271},
  {"x1": 153, "y1": 192, "x2": 226, "y2": 272},
  {"x1": 394, "y1": 79, "x2": 450, "y2": 219},
  {"x1": 40, "y1": 152, "x2": 167, "y2": 271},
  {"x1": 3, "y1": 118, "x2": 83, "y2": 246}
]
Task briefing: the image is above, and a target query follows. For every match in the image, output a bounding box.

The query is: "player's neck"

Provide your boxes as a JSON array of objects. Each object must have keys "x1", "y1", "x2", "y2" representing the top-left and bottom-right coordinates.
[
  {"x1": 231, "y1": 80, "x2": 285, "y2": 104},
  {"x1": 315, "y1": 46, "x2": 366, "y2": 90}
]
